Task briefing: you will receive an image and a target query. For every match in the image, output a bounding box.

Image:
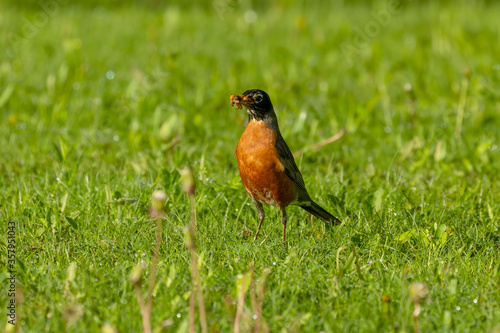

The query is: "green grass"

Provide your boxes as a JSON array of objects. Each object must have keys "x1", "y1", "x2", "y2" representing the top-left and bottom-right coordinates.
[{"x1": 1, "y1": 1, "x2": 500, "y2": 332}]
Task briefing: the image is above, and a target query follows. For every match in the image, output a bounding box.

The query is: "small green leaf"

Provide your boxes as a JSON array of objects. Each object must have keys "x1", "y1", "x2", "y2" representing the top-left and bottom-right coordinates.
[
  {"x1": 39, "y1": 217, "x2": 49, "y2": 228},
  {"x1": 66, "y1": 262, "x2": 77, "y2": 282},
  {"x1": 436, "y1": 224, "x2": 449, "y2": 245},
  {"x1": 440, "y1": 231, "x2": 448, "y2": 245},
  {"x1": 235, "y1": 271, "x2": 251, "y2": 297},
  {"x1": 159, "y1": 112, "x2": 181, "y2": 141},
  {"x1": 372, "y1": 187, "x2": 384, "y2": 212},
  {"x1": 448, "y1": 279, "x2": 457, "y2": 295},
  {"x1": 0, "y1": 84, "x2": 14, "y2": 108},
  {"x1": 58, "y1": 136, "x2": 68, "y2": 161},
  {"x1": 476, "y1": 141, "x2": 491, "y2": 164},
  {"x1": 166, "y1": 265, "x2": 177, "y2": 288},
  {"x1": 60, "y1": 192, "x2": 69, "y2": 213},
  {"x1": 434, "y1": 140, "x2": 446, "y2": 162},
  {"x1": 104, "y1": 184, "x2": 112, "y2": 201},
  {"x1": 487, "y1": 203, "x2": 494, "y2": 221},
  {"x1": 65, "y1": 216, "x2": 78, "y2": 230},
  {"x1": 396, "y1": 229, "x2": 415, "y2": 243},
  {"x1": 410, "y1": 147, "x2": 429, "y2": 172},
  {"x1": 36, "y1": 227, "x2": 45, "y2": 237},
  {"x1": 418, "y1": 228, "x2": 430, "y2": 246},
  {"x1": 53, "y1": 142, "x2": 63, "y2": 162}
]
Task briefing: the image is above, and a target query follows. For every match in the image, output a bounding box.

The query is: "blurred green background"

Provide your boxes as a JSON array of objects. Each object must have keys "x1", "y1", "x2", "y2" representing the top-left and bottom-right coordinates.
[{"x1": 1, "y1": 0, "x2": 499, "y2": 332}]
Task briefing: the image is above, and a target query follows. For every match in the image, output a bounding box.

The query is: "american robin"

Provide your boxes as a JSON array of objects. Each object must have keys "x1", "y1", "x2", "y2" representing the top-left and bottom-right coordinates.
[{"x1": 230, "y1": 89, "x2": 341, "y2": 242}]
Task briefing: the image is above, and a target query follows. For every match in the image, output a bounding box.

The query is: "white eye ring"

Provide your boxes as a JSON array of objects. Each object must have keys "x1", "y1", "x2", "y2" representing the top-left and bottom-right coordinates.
[{"x1": 254, "y1": 94, "x2": 263, "y2": 103}]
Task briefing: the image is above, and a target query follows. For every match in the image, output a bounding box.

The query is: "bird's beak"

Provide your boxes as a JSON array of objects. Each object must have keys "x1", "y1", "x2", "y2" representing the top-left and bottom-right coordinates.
[{"x1": 230, "y1": 94, "x2": 253, "y2": 110}]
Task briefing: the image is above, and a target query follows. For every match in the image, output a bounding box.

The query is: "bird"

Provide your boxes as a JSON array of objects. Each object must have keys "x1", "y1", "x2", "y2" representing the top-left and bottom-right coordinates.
[{"x1": 230, "y1": 89, "x2": 341, "y2": 242}]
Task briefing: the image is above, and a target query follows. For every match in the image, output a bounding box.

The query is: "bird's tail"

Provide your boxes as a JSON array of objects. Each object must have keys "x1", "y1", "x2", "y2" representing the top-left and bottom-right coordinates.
[{"x1": 300, "y1": 200, "x2": 341, "y2": 225}]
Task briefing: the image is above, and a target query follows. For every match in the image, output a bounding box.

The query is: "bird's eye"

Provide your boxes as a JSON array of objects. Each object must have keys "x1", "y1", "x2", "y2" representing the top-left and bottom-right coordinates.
[{"x1": 254, "y1": 94, "x2": 263, "y2": 103}]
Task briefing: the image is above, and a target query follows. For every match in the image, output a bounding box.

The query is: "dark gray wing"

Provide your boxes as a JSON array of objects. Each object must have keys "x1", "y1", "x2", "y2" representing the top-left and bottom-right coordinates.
[{"x1": 275, "y1": 134, "x2": 309, "y2": 195}]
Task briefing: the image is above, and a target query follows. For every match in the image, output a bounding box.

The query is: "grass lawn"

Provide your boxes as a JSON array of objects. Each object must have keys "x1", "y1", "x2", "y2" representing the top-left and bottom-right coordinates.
[{"x1": 1, "y1": 0, "x2": 500, "y2": 332}]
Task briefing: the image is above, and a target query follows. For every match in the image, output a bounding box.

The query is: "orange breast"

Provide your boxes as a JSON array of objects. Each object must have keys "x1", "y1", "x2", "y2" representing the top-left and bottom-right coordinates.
[{"x1": 235, "y1": 120, "x2": 297, "y2": 207}]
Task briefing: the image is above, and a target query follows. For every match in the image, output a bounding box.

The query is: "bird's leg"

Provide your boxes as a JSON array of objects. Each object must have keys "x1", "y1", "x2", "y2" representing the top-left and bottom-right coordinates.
[
  {"x1": 280, "y1": 207, "x2": 287, "y2": 242},
  {"x1": 252, "y1": 198, "x2": 265, "y2": 240}
]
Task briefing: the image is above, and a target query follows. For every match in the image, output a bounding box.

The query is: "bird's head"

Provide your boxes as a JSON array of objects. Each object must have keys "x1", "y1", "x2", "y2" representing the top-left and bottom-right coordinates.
[{"x1": 230, "y1": 89, "x2": 273, "y2": 120}]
